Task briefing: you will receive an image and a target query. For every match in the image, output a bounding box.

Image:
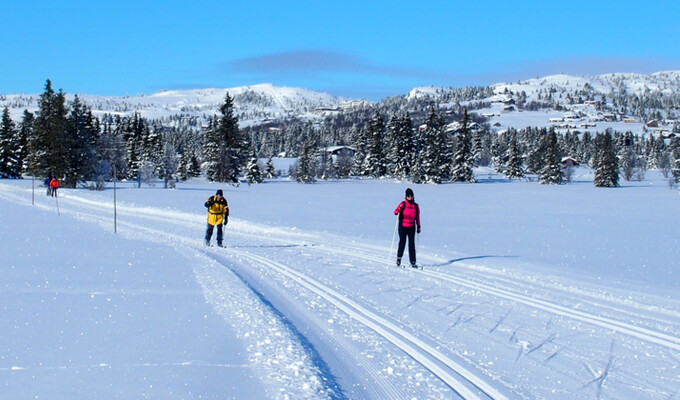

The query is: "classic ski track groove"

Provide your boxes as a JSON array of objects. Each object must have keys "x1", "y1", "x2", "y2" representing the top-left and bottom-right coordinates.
[
  {"x1": 311, "y1": 241, "x2": 680, "y2": 352},
  {"x1": 213, "y1": 247, "x2": 509, "y2": 400}
]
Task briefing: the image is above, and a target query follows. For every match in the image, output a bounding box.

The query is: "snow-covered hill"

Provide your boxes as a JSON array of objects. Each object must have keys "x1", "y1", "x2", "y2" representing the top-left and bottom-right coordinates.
[
  {"x1": 0, "y1": 83, "x2": 346, "y2": 127},
  {"x1": 2, "y1": 71, "x2": 679, "y2": 133}
]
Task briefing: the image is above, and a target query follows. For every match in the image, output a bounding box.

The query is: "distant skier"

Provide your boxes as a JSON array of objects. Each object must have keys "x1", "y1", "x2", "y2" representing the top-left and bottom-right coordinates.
[
  {"x1": 49, "y1": 178, "x2": 59, "y2": 198},
  {"x1": 205, "y1": 189, "x2": 229, "y2": 247},
  {"x1": 393, "y1": 188, "x2": 421, "y2": 268},
  {"x1": 44, "y1": 176, "x2": 52, "y2": 196}
]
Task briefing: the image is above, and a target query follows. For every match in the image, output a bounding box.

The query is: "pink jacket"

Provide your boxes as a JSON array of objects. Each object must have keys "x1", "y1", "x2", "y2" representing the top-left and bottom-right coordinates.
[{"x1": 394, "y1": 200, "x2": 420, "y2": 228}]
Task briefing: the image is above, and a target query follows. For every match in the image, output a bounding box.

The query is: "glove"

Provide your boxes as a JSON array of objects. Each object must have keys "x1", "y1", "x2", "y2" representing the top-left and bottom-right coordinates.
[
  {"x1": 417, "y1": 226, "x2": 421, "y2": 234},
  {"x1": 223, "y1": 218, "x2": 228, "y2": 226}
]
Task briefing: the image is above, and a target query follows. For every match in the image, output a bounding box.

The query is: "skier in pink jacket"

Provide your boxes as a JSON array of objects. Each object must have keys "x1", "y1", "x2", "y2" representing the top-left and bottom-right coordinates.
[{"x1": 393, "y1": 188, "x2": 421, "y2": 268}]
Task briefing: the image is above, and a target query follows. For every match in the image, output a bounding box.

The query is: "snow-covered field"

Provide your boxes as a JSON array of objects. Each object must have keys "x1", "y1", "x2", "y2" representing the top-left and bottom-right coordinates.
[{"x1": 1, "y1": 170, "x2": 679, "y2": 399}]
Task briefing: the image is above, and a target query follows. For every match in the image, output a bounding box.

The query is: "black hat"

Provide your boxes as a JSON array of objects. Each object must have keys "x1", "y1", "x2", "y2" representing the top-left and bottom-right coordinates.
[
  {"x1": 216, "y1": 189, "x2": 223, "y2": 196},
  {"x1": 405, "y1": 188, "x2": 414, "y2": 198}
]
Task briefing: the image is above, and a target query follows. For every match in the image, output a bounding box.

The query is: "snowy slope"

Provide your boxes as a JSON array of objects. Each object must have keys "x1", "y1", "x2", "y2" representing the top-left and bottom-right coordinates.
[
  {"x1": 1, "y1": 83, "x2": 344, "y2": 127},
  {"x1": 1, "y1": 171, "x2": 679, "y2": 399},
  {"x1": 3, "y1": 71, "x2": 679, "y2": 132}
]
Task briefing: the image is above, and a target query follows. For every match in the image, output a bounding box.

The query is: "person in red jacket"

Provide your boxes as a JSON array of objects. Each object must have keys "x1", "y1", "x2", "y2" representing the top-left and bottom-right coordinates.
[
  {"x1": 49, "y1": 178, "x2": 59, "y2": 198},
  {"x1": 393, "y1": 188, "x2": 421, "y2": 268}
]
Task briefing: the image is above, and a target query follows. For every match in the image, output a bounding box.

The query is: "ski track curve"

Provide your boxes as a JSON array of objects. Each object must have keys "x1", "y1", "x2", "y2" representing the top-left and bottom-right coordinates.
[{"x1": 210, "y1": 248, "x2": 509, "y2": 400}]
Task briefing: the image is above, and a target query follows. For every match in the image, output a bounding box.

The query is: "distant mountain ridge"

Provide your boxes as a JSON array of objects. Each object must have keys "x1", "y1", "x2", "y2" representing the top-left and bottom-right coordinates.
[{"x1": 2, "y1": 71, "x2": 679, "y2": 128}]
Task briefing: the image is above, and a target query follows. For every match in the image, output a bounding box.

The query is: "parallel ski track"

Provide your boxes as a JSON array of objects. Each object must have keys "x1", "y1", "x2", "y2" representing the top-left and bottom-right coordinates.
[
  {"x1": 214, "y1": 247, "x2": 509, "y2": 400},
  {"x1": 309, "y1": 241, "x2": 680, "y2": 352}
]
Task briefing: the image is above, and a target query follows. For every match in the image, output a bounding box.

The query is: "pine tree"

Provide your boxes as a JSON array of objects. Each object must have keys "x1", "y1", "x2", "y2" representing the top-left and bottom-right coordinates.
[
  {"x1": 17, "y1": 110, "x2": 33, "y2": 174},
  {"x1": 670, "y1": 137, "x2": 680, "y2": 185},
  {"x1": 491, "y1": 132, "x2": 507, "y2": 173},
  {"x1": 363, "y1": 113, "x2": 387, "y2": 178},
  {"x1": 27, "y1": 80, "x2": 69, "y2": 180},
  {"x1": 161, "y1": 138, "x2": 179, "y2": 189},
  {"x1": 95, "y1": 120, "x2": 126, "y2": 188},
  {"x1": 539, "y1": 128, "x2": 563, "y2": 184},
  {"x1": 264, "y1": 156, "x2": 276, "y2": 179},
  {"x1": 202, "y1": 93, "x2": 246, "y2": 183},
  {"x1": 504, "y1": 134, "x2": 524, "y2": 179},
  {"x1": 245, "y1": 148, "x2": 263, "y2": 184},
  {"x1": 0, "y1": 107, "x2": 21, "y2": 178},
  {"x1": 421, "y1": 107, "x2": 450, "y2": 184},
  {"x1": 594, "y1": 132, "x2": 620, "y2": 187},
  {"x1": 350, "y1": 125, "x2": 367, "y2": 176},
  {"x1": 122, "y1": 113, "x2": 148, "y2": 180},
  {"x1": 386, "y1": 113, "x2": 414, "y2": 180},
  {"x1": 295, "y1": 139, "x2": 316, "y2": 183},
  {"x1": 64, "y1": 95, "x2": 99, "y2": 186},
  {"x1": 451, "y1": 109, "x2": 475, "y2": 183}
]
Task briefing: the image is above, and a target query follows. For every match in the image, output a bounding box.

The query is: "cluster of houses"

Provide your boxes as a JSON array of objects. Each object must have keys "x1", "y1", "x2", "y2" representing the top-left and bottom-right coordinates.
[{"x1": 645, "y1": 119, "x2": 678, "y2": 138}]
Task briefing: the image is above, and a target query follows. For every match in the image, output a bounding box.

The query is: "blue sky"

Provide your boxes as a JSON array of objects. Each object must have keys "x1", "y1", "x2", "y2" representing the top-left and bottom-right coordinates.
[{"x1": 2, "y1": 0, "x2": 679, "y2": 100}]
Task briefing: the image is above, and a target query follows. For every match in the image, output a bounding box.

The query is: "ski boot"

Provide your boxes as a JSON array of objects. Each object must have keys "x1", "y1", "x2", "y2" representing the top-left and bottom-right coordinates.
[
  {"x1": 411, "y1": 262, "x2": 418, "y2": 269},
  {"x1": 396, "y1": 257, "x2": 402, "y2": 267}
]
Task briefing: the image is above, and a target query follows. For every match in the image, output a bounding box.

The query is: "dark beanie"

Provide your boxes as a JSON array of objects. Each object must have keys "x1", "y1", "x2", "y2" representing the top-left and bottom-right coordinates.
[
  {"x1": 216, "y1": 189, "x2": 223, "y2": 196},
  {"x1": 405, "y1": 188, "x2": 414, "y2": 198}
]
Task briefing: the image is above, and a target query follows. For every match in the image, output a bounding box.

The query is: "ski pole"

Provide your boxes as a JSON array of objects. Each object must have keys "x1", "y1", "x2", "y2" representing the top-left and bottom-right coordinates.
[{"x1": 386, "y1": 217, "x2": 398, "y2": 268}]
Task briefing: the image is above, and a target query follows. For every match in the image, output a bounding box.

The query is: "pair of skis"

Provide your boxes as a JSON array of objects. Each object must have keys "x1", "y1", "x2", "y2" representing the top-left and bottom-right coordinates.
[{"x1": 397, "y1": 263, "x2": 423, "y2": 270}]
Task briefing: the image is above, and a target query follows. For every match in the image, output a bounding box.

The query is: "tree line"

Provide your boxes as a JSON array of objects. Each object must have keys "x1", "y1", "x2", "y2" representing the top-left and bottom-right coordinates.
[{"x1": 0, "y1": 80, "x2": 250, "y2": 188}]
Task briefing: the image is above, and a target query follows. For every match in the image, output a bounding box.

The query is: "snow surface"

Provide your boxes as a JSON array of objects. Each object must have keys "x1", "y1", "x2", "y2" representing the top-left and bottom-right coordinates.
[{"x1": 1, "y1": 171, "x2": 679, "y2": 399}]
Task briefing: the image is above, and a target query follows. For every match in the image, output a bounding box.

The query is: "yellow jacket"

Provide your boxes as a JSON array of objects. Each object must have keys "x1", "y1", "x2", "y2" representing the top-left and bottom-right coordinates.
[{"x1": 205, "y1": 195, "x2": 229, "y2": 226}]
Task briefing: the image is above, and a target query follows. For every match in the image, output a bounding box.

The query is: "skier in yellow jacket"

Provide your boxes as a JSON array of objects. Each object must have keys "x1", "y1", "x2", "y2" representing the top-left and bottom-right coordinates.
[{"x1": 205, "y1": 189, "x2": 229, "y2": 247}]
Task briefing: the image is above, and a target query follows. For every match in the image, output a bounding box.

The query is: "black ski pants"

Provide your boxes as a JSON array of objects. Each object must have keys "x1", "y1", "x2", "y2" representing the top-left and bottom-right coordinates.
[
  {"x1": 397, "y1": 225, "x2": 416, "y2": 265},
  {"x1": 205, "y1": 223, "x2": 223, "y2": 245}
]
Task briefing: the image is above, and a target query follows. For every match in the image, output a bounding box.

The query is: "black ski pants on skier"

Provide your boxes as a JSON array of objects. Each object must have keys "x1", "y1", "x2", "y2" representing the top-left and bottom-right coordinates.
[
  {"x1": 205, "y1": 223, "x2": 223, "y2": 245},
  {"x1": 397, "y1": 225, "x2": 416, "y2": 265}
]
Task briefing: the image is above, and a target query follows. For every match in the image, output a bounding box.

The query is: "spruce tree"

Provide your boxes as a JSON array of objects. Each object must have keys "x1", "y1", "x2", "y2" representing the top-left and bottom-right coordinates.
[
  {"x1": 161, "y1": 138, "x2": 179, "y2": 189},
  {"x1": 491, "y1": 132, "x2": 507, "y2": 173},
  {"x1": 122, "y1": 113, "x2": 148, "y2": 180},
  {"x1": 295, "y1": 139, "x2": 317, "y2": 183},
  {"x1": 363, "y1": 113, "x2": 387, "y2": 178},
  {"x1": 202, "y1": 93, "x2": 246, "y2": 183},
  {"x1": 64, "y1": 95, "x2": 99, "y2": 186},
  {"x1": 670, "y1": 138, "x2": 680, "y2": 185},
  {"x1": 421, "y1": 107, "x2": 449, "y2": 184},
  {"x1": 504, "y1": 134, "x2": 524, "y2": 179},
  {"x1": 0, "y1": 107, "x2": 21, "y2": 178},
  {"x1": 387, "y1": 113, "x2": 414, "y2": 180},
  {"x1": 594, "y1": 132, "x2": 619, "y2": 187},
  {"x1": 27, "y1": 80, "x2": 69, "y2": 180},
  {"x1": 245, "y1": 148, "x2": 263, "y2": 184},
  {"x1": 539, "y1": 128, "x2": 563, "y2": 184},
  {"x1": 451, "y1": 109, "x2": 475, "y2": 183},
  {"x1": 17, "y1": 110, "x2": 33, "y2": 174},
  {"x1": 350, "y1": 125, "x2": 367, "y2": 176},
  {"x1": 264, "y1": 156, "x2": 276, "y2": 179}
]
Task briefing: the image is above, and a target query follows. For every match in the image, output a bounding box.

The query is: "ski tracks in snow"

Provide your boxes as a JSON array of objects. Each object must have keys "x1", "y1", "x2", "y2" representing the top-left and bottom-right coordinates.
[{"x1": 4, "y1": 183, "x2": 680, "y2": 399}]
